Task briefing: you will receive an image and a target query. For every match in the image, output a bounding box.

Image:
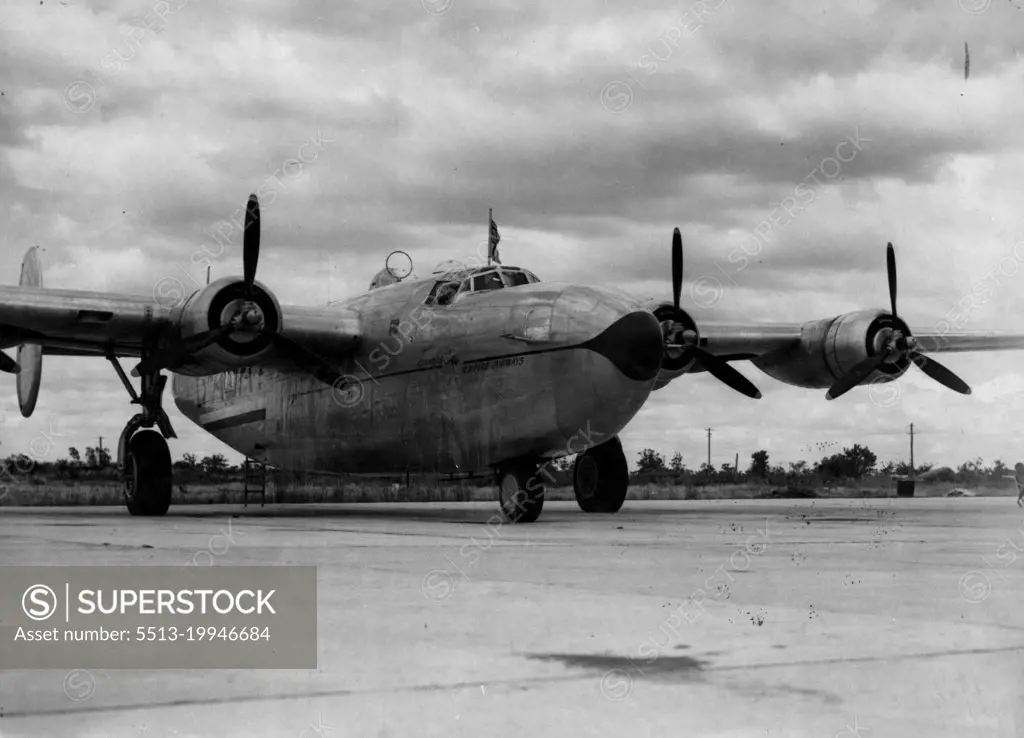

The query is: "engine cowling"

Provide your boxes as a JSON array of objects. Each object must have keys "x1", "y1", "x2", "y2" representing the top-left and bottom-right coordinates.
[
  {"x1": 752, "y1": 309, "x2": 911, "y2": 389},
  {"x1": 170, "y1": 276, "x2": 282, "y2": 376}
]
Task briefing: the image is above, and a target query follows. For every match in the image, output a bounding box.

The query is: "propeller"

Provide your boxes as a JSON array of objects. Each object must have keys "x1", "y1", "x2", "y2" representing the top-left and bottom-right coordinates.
[
  {"x1": 826, "y1": 242, "x2": 971, "y2": 400},
  {"x1": 662, "y1": 227, "x2": 761, "y2": 400},
  {"x1": 0, "y1": 350, "x2": 20, "y2": 374},
  {"x1": 243, "y1": 194, "x2": 259, "y2": 297},
  {"x1": 134, "y1": 194, "x2": 344, "y2": 387}
]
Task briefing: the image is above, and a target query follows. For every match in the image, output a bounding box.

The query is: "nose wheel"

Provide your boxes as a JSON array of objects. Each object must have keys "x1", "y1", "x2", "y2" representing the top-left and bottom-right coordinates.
[{"x1": 573, "y1": 436, "x2": 629, "y2": 513}]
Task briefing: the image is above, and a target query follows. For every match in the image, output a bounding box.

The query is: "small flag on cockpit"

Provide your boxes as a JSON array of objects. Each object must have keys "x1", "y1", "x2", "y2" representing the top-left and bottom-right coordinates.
[{"x1": 488, "y1": 208, "x2": 501, "y2": 265}]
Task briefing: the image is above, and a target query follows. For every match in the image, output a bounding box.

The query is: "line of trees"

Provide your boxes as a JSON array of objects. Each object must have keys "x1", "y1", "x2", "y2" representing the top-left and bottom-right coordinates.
[
  {"x1": 3, "y1": 448, "x2": 241, "y2": 481},
  {"x1": 633, "y1": 445, "x2": 1015, "y2": 485}
]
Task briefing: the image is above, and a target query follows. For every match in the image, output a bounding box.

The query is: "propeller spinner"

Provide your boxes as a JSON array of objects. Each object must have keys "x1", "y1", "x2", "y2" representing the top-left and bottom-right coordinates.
[
  {"x1": 825, "y1": 242, "x2": 971, "y2": 400},
  {"x1": 661, "y1": 228, "x2": 761, "y2": 400}
]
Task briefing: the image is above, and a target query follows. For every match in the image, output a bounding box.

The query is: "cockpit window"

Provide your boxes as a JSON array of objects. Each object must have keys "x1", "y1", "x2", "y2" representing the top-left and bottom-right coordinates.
[
  {"x1": 503, "y1": 270, "x2": 530, "y2": 287},
  {"x1": 425, "y1": 280, "x2": 460, "y2": 306},
  {"x1": 426, "y1": 266, "x2": 540, "y2": 305},
  {"x1": 473, "y1": 272, "x2": 504, "y2": 291}
]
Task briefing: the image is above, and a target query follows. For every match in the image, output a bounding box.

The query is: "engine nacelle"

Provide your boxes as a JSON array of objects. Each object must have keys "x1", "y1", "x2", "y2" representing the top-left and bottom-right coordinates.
[
  {"x1": 752, "y1": 309, "x2": 910, "y2": 389},
  {"x1": 170, "y1": 276, "x2": 282, "y2": 376}
]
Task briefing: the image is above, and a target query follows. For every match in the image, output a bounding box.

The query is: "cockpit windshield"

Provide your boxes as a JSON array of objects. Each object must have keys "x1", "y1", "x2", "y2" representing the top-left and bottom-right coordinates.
[{"x1": 425, "y1": 266, "x2": 539, "y2": 306}]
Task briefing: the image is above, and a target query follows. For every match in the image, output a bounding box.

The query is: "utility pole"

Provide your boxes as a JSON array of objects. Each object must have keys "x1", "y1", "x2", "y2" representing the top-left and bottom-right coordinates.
[
  {"x1": 908, "y1": 423, "x2": 915, "y2": 479},
  {"x1": 734, "y1": 452, "x2": 739, "y2": 482},
  {"x1": 705, "y1": 427, "x2": 713, "y2": 480}
]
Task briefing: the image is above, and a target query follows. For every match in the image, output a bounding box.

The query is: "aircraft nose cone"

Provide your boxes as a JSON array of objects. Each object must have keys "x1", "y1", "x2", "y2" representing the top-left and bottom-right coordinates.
[{"x1": 581, "y1": 310, "x2": 664, "y2": 381}]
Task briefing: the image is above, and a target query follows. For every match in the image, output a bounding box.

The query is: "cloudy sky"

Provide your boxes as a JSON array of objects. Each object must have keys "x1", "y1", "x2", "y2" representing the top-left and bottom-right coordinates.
[{"x1": 3, "y1": 0, "x2": 1024, "y2": 476}]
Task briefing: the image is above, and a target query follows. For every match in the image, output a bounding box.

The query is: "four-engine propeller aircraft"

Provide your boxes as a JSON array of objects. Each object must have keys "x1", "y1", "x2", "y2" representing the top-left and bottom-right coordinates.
[{"x1": 3, "y1": 194, "x2": 1024, "y2": 523}]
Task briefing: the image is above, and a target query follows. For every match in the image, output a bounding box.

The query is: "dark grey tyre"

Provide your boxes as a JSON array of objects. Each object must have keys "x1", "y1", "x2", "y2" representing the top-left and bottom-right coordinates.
[
  {"x1": 124, "y1": 429, "x2": 172, "y2": 516},
  {"x1": 573, "y1": 436, "x2": 629, "y2": 514},
  {"x1": 498, "y1": 460, "x2": 544, "y2": 523}
]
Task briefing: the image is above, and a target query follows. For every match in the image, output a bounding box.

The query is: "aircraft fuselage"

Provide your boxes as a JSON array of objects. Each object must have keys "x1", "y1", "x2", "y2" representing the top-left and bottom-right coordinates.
[{"x1": 171, "y1": 280, "x2": 663, "y2": 476}]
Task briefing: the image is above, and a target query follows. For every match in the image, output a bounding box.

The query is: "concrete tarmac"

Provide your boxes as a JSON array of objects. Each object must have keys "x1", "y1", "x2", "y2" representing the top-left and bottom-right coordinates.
[{"x1": 0, "y1": 498, "x2": 1021, "y2": 737}]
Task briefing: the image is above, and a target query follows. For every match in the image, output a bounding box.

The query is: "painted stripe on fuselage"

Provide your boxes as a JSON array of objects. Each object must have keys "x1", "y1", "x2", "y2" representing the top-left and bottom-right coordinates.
[{"x1": 201, "y1": 408, "x2": 266, "y2": 431}]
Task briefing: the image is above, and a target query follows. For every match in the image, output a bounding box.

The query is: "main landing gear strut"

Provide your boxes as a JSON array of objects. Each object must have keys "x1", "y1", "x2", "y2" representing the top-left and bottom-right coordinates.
[{"x1": 108, "y1": 353, "x2": 176, "y2": 516}]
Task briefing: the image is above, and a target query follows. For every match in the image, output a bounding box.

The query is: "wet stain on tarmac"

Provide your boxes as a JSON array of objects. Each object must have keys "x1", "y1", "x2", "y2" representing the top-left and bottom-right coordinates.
[{"x1": 528, "y1": 652, "x2": 708, "y2": 680}]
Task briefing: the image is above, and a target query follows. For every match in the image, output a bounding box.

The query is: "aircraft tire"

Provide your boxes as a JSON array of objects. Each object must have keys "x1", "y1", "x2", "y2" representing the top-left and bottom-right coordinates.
[
  {"x1": 573, "y1": 436, "x2": 629, "y2": 514},
  {"x1": 497, "y1": 460, "x2": 544, "y2": 523},
  {"x1": 124, "y1": 429, "x2": 172, "y2": 516}
]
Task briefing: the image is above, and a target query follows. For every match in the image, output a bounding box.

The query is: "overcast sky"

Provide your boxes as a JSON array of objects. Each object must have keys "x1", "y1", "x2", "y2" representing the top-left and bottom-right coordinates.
[{"x1": 3, "y1": 0, "x2": 1024, "y2": 476}]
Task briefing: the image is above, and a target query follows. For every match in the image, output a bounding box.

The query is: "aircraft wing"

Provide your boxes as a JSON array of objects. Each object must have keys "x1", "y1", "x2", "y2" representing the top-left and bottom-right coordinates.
[
  {"x1": 663, "y1": 315, "x2": 1024, "y2": 401},
  {"x1": 0, "y1": 288, "x2": 360, "y2": 359},
  {"x1": 0, "y1": 285, "x2": 168, "y2": 357},
  {"x1": 694, "y1": 322, "x2": 1024, "y2": 358},
  {"x1": 691, "y1": 322, "x2": 803, "y2": 359},
  {"x1": 0, "y1": 247, "x2": 361, "y2": 417},
  {"x1": 907, "y1": 329, "x2": 1024, "y2": 353}
]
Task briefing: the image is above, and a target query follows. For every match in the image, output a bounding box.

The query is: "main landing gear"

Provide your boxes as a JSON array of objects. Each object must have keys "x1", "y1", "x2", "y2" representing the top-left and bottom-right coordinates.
[
  {"x1": 573, "y1": 436, "x2": 629, "y2": 514},
  {"x1": 496, "y1": 435, "x2": 630, "y2": 523},
  {"x1": 496, "y1": 458, "x2": 545, "y2": 523},
  {"x1": 108, "y1": 354, "x2": 176, "y2": 516}
]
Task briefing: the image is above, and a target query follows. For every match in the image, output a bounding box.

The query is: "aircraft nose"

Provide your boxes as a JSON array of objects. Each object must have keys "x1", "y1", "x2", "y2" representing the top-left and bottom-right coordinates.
[
  {"x1": 580, "y1": 310, "x2": 664, "y2": 381},
  {"x1": 552, "y1": 285, "x2": 664, "y2": 381},
  {"x1": 551, "y1": 285, "x2": 663, "y2": 445}
]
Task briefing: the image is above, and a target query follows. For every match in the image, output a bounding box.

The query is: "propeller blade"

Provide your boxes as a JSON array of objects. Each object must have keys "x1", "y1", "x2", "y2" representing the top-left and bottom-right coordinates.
[
  {"x1": 132, "y1": 324, "x2": 236, "y2": 377},
  {"x1": 825, "y1": 353, "x2": 888, "y2": 400},
  {"x1": 671, "y1": 227, "x2": 682, "y2": 318},
  {"x1": 0, "y1": 350, "x2": 20, "y2": 374},
  {"x1": 243, "y1": 193, "x2": 260, "y2": 296},
  {"x1": 692, "y1": 348, "x2": 762, "y2": 399},
  {"x1": 909, "y1": 352, "x2": 971, "y2": 395},
  {"x1": 183, "y1": 323, "x2": 236, "y2": 354},
  {"x1": 886, "y1": 242, "x2": 897, "y2": 319}
]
